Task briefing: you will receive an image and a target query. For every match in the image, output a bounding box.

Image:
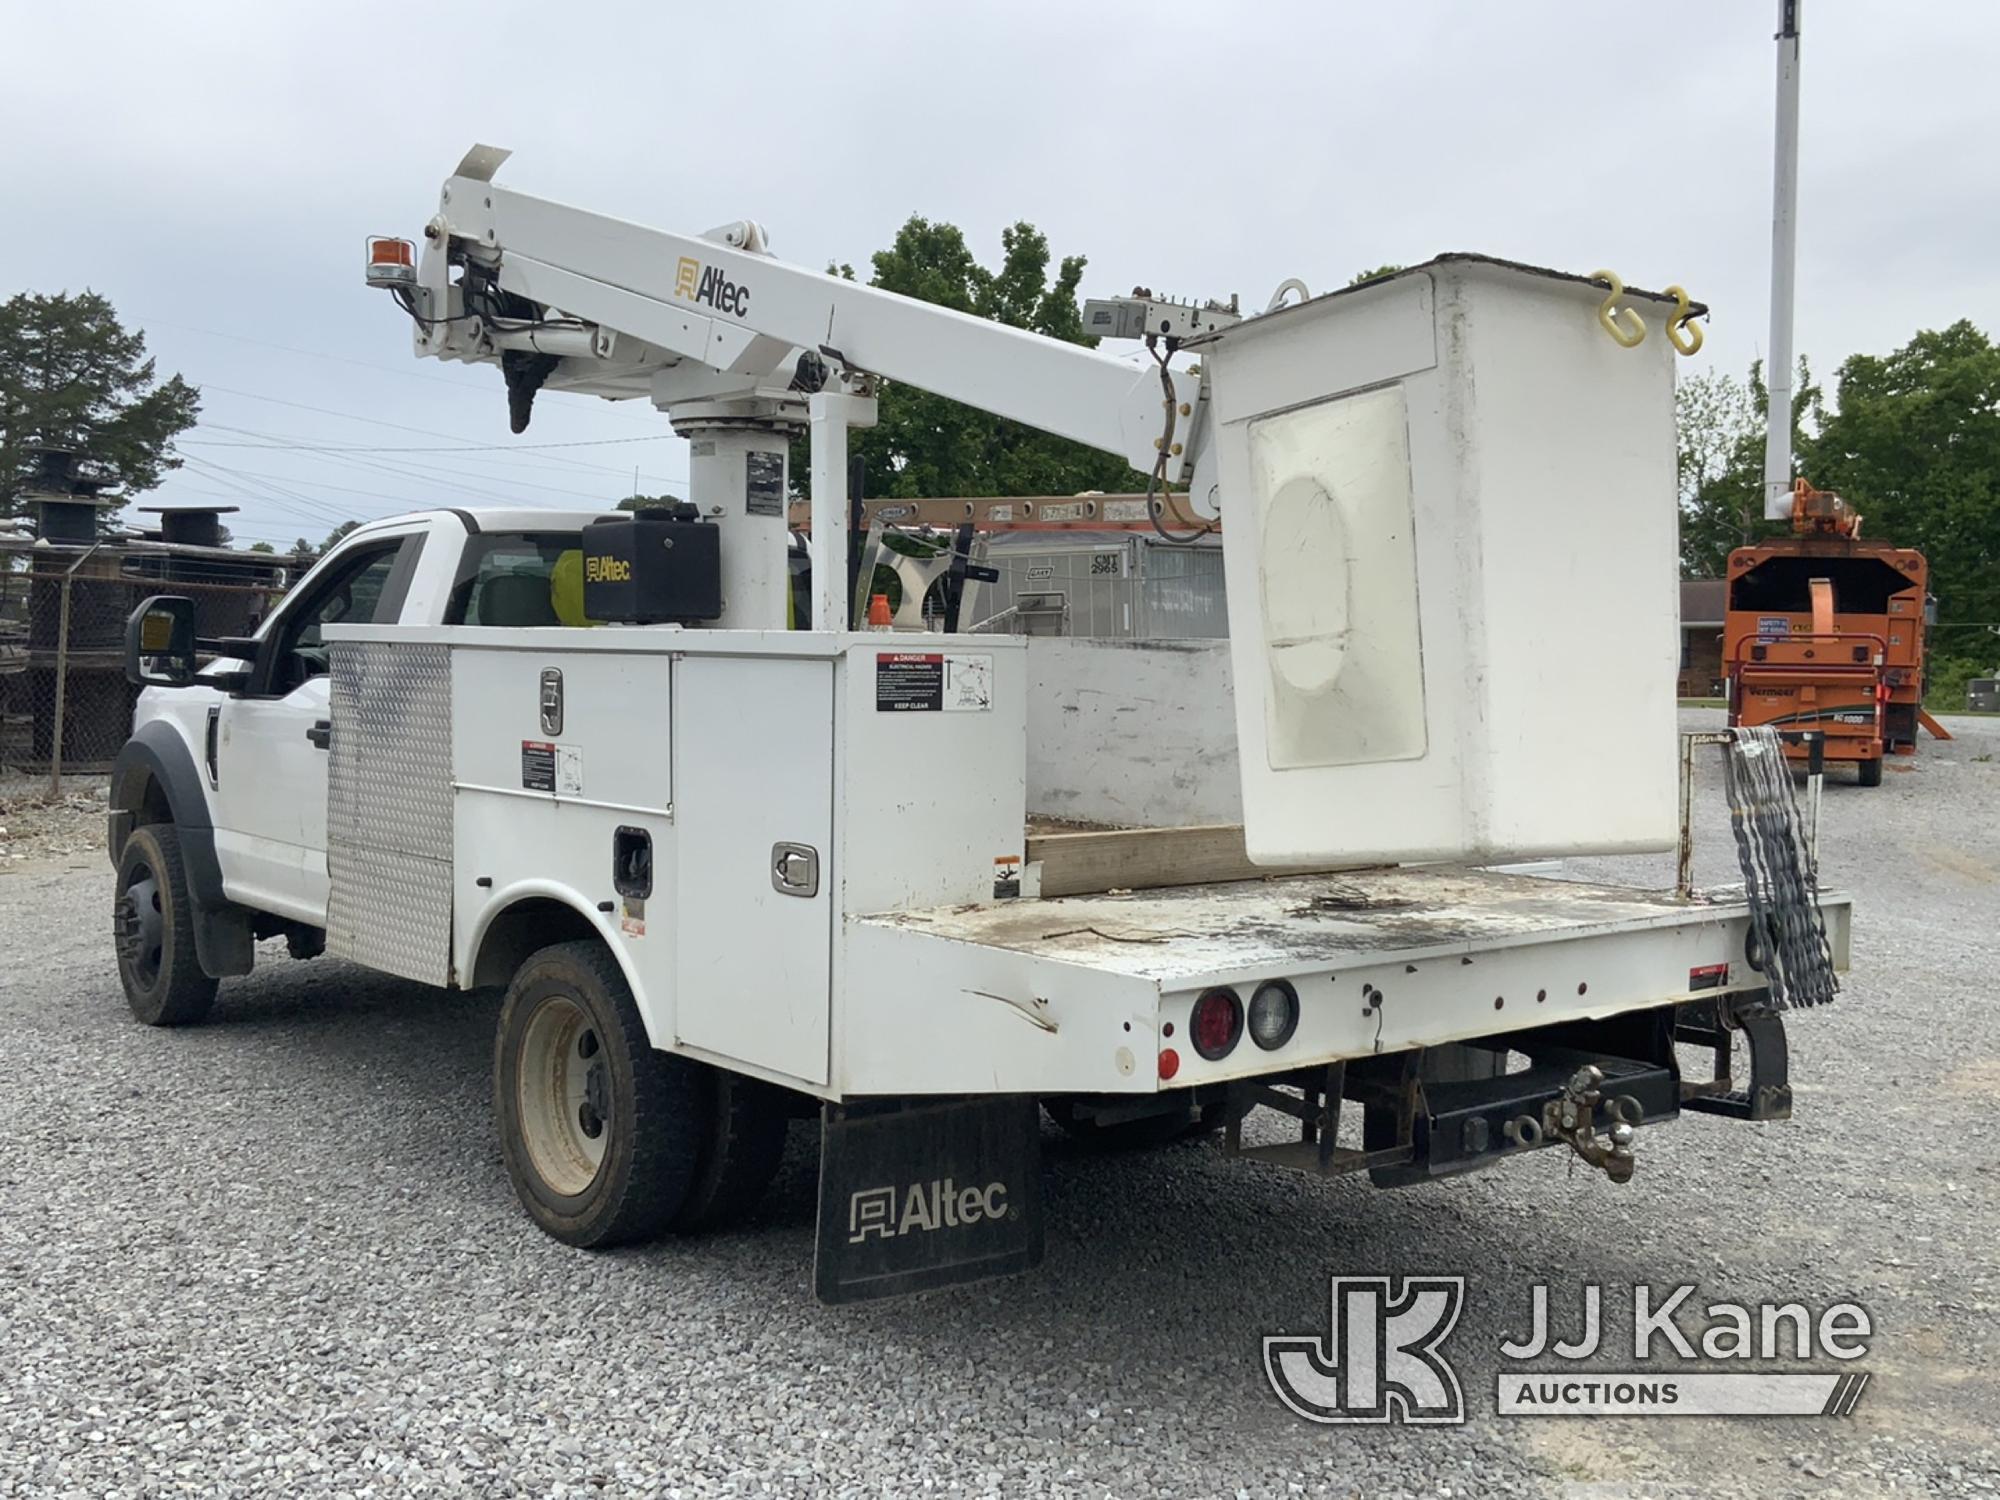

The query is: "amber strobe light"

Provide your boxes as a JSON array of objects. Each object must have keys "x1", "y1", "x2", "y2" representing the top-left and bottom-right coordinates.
[
  {"x1": 365, "y1": 236, "x2": 418, "y2": 290},
  {"x1": 1190, "y1": 988, "x2": 1243, "y2": 1061}
]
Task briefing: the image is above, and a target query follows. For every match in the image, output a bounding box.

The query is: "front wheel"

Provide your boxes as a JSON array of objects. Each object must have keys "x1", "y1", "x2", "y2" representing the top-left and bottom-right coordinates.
[
  {"x1": 113, "y1": 824, "x2": 218, "y2": 1027},
  {"x1": 495, "y1": 941, "x2": 705, "y2": 1248}
]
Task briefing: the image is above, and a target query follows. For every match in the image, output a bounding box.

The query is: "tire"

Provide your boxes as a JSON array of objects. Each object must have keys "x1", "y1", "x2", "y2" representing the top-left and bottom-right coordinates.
[
  {"x1": 495, "y1": 940, "x2": 705, "y2": 1248},
  {"x1": 1857, "y1": 757, "x2": 1884, "y2": 787},
  {"x1": 1043, "y1": 1098, "x2": 1213, "y2": 1149},
  {"x1": 672, "y1": 1068, "x2": 789, "y2": 1233},
  {"x1": 113, "y1": 824, "x2": 219, "y2": 1027}
]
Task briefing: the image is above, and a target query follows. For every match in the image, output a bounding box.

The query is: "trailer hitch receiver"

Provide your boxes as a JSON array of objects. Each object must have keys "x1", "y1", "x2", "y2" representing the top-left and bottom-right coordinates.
[{"x1": 1545, "y1": 1064, "x2": 1639, "y2": 1184}]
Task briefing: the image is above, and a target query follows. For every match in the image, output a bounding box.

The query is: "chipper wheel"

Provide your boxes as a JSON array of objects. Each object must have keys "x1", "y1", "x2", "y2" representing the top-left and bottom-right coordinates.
[
  {"x1": 113, "y1": 824, "x2": 219, "y2": 1027},
  {"x1": 495, "y1": 941, "x2": 706, "y2": 1248},
  {"x1": 1857, "y1": 757, "x2": 1884, "y2": 787}
]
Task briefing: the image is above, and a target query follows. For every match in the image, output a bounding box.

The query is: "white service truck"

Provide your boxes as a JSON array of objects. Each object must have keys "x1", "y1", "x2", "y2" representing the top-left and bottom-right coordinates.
[{"x1": 109, "y1": 148, "x2": 1849, "y2": 1302}]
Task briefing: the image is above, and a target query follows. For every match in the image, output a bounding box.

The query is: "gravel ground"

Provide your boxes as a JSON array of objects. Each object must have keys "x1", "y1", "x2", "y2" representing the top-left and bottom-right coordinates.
[
  {"x1": 0, "y1": 713, "x2": 1995, "y2": 1498},
  {"x1": 0, "y1": 778, "x2": 110, "y2": 864}
]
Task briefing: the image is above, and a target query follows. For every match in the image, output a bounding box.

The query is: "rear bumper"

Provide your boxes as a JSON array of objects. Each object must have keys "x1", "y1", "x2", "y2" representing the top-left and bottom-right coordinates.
[{"x1": 1215, "y1": 990, "x2": 1793, "y2": 1190}]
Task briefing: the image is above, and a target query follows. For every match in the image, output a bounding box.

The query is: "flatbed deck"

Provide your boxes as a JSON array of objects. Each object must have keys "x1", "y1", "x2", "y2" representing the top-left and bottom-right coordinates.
[
  {"x1": 866, "y1": 865, "x2": 1848, "y2": 983},
  {"x1": 838, "y1": 866, "x2": 1853, "y2": 1096}
]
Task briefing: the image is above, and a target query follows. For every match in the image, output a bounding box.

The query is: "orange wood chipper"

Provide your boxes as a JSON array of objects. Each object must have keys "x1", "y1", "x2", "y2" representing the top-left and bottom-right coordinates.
[{"x1": 1724, "y1": 480, "x2": 1947, "y2": 786}]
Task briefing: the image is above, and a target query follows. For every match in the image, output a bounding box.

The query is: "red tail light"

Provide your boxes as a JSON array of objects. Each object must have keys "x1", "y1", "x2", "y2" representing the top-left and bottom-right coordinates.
[{"x1": 1190, "y1": 988, "x2": 1243, "y2": 1060}]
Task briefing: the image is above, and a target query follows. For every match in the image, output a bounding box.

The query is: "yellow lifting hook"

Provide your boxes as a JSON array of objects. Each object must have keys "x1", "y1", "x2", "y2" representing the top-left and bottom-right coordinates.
[
  {"x1": 1591, "y1": 270, "x2": 1646, "y2": 348},
  {"x1": 1664, "y1": 285, "x2": 1704, "y2": 356}
]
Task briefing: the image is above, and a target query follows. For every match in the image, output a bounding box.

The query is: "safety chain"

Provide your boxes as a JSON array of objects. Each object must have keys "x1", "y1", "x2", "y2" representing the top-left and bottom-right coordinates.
[{"x1": 1723, "y1": 727, "x2": 1839, "y2": 1010}]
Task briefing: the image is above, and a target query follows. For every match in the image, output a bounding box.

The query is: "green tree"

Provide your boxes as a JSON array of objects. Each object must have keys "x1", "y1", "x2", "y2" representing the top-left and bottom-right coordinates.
[
  {"x1": 304, "y1": 520, "x2": 361, "y2": 561},
  {"x1": 1348, "y1": 264, "x2": 1405, "y2": 286},
  {"x1": 792, "y1": 218, "x2": 1140, "y2": 501},
  {"x1": 0, "y1": 290, "x2": 199, "y2": 523},
  {"x1": 616, "y1": 493, "x2": 684, "y2": 511},
  {"x1": 1806, "y1": 320, "x2": 2000, "y2": 636},
  {"x1": 1676, "y1": 357, "x2": 1821, "y2": 579},
  {"x1": 247, "y1": 541, "x2": 276, "y2": 553}
]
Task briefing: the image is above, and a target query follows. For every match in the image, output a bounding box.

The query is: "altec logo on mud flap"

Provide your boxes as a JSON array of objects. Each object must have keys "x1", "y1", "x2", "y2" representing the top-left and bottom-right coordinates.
[
  {"x1": 847, "y1": 1180, "x2": 1009, "y2": 1242},
  {"x1": 674, "y1": 256, "x2": 750, "y2": 317}
]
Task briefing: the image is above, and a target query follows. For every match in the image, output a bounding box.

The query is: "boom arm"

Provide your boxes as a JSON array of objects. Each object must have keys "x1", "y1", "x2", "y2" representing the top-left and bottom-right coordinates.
[
  {"x1": 409, "y1": 146, "x2": 1205, "y2": 481},
  {"x1": 391, "y1": 145, "x2": 1221, "y2": 631}
]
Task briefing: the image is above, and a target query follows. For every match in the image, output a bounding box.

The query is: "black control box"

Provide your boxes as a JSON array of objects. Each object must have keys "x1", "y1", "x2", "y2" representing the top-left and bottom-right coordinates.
[{"x1": 581, "y1": 508, "x2": 722, "y2": 624}]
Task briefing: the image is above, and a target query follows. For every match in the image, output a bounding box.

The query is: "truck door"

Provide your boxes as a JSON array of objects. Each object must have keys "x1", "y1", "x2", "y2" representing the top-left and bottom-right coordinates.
[
  {"x1": 212, "y1": 534, "x2": 425, "y2": 923},
  {"x1": 673, "y1": 655, "x2": 833, "y2": 1086}
]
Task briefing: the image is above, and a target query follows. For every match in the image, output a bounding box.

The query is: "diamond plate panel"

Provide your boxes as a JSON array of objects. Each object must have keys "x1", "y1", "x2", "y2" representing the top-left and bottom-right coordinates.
[{"x1": 325, "y1": 641, "x2": 454, "y2": 984}]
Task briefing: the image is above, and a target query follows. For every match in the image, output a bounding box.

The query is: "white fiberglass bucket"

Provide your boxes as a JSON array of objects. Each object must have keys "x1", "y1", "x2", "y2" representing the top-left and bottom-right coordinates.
[{"x1": 1200, "y1": 256, "x2": 1682, "y2": 866}]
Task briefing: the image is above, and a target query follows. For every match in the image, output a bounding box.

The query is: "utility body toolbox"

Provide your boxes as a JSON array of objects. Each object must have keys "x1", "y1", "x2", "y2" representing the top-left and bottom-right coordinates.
[{"x1": 320, "y1": 622, "x2": 1849, "y2": 1300}]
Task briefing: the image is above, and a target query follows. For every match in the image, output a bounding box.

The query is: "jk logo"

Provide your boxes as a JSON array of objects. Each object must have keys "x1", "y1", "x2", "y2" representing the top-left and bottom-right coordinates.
[{"x1": 1264, "y1": 1276, "x2": 1466, "y2": 1424}]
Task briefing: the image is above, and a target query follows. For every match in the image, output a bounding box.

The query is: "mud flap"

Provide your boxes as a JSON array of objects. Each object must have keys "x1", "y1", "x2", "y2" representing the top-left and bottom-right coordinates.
[{"x1": 814, "y1": 1096, "x2": 1044, "y2": 1305}]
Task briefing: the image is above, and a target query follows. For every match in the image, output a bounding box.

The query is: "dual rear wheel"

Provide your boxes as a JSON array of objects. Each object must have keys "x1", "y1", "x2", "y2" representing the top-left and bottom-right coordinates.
[
  {"x1": 495, "y1": 940, "x2": 789, "y2": 1247},
  {"x1": 112, "y1": 843, "x2": 786, "y2": 1247}
]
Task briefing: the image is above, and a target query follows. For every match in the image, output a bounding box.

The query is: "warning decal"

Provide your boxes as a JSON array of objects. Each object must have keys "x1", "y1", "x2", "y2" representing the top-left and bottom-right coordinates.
[
  {"x1": 876, "y1": 653, "x2": 944, "y2": 712},
  {"x1": 521, "y1": 740, "x2": 585, "y2": 794},
  {"x1": 745, "y1": 451, "x2": 785, "y2": 516},
  {"x1": 875, "y1": 652, "x2": 993, "y2": 713}
]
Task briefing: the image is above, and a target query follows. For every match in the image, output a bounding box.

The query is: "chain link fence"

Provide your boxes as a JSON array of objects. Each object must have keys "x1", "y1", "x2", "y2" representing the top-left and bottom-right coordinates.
[
  {"x1": 978, "y1": 535, "x2": 1228, "y2": 639},
  {"x1": 0, "y1": 557, "x2": 285, "y2": 800}
]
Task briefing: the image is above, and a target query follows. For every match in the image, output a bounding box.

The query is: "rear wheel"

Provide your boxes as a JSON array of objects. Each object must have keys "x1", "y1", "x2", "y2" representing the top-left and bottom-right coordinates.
[
  {"x1": 672, "y1": 1068, "x2": 789, "y2": 1232},
  {"x1": 495, "y1": 940, "x2": 705, "y2": 1247},
  {"x1": 1857, "y1": 757, "x2": 1884, "y2": 787},
  {"x1": 113, "y1": 824, "x2": 218, "y2": 1027}
]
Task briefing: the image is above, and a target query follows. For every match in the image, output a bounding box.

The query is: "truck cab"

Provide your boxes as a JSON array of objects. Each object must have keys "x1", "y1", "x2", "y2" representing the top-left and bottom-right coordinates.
[{"x1": 116, "y1": 510, "x2": 599, "y2": 930}]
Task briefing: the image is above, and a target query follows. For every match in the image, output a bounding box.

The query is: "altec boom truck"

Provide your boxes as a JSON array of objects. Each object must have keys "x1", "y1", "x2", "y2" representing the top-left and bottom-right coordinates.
[{"x1": 110, "y1": 147, "x2": 1849, "y2": 1302}]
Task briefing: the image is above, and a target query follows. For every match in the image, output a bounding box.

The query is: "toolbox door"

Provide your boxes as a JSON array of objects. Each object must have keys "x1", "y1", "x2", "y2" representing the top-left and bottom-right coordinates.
[{"x1": 673, "y1": 655, "x2": 833, "y2": 1086}]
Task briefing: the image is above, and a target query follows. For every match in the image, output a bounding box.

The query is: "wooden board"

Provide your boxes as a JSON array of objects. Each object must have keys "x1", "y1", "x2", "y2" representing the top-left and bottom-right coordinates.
[{"x1": 1026, "y1": 823, "x2": 1362, "y2": 898}]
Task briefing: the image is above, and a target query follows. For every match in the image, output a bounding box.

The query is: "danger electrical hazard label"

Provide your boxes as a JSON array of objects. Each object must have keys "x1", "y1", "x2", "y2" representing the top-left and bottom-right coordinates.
[
  {"x1": 521, "y1": 740, "x2": 585, "y2": 795},
  {"x1": 875, "y1": 652, "x2": 993, "y2": 713}
]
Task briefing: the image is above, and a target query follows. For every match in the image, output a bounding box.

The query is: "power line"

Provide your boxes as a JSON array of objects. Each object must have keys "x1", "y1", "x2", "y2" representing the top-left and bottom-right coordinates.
[
  {"x1": 202, "y1": 426, "x2": 636, "y2": 504},
  {"x1": 141, "y1": 313, "x2": 666, "y2": 426},
  {"x1": 183, "y1": 434, "x2": 672, "y2": 455},
  {"x1": 189, "y1": 420, "x2": 684, "y2": 495},
  {"x1": 191, "y1": 384, "x2": 679, "y2": 479},
  {"x1": 178, "y1": 457, "x2": 359, "y2": 531}
]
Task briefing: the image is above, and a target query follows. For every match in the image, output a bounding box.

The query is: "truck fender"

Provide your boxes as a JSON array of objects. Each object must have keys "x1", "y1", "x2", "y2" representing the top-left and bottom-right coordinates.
[
  {"x1": 108, "y1": 720, "x2": 255, "y2": 978},
  {"x1": 462, "y1": 881, "x2": 661, "y2": 1043}
]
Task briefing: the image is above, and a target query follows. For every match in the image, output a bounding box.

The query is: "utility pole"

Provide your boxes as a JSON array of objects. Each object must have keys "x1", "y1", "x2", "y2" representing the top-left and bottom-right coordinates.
[{"x1": 1763, "y1": 0, "x2": 1804, "y2": 520}]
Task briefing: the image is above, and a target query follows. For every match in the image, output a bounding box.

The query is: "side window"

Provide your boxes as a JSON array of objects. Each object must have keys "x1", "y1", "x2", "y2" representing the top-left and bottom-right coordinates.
[
  {"x1": 444, "y1": 532, "x2": 594, "y2": 627},
  {"x1": 265, "y1": 537, "x2": 419, "y2": 695}
]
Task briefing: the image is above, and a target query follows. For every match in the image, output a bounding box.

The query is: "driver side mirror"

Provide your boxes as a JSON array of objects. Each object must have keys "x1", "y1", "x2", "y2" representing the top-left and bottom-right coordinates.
[{"x1": 125, "y1": 595, "x2": 198, "y2": 687}]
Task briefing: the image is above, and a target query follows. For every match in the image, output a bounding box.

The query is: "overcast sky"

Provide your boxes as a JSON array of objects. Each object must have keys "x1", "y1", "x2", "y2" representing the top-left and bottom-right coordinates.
[{"x1": 4, "y1": 1, "x2": 1994, "y2": 549}]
